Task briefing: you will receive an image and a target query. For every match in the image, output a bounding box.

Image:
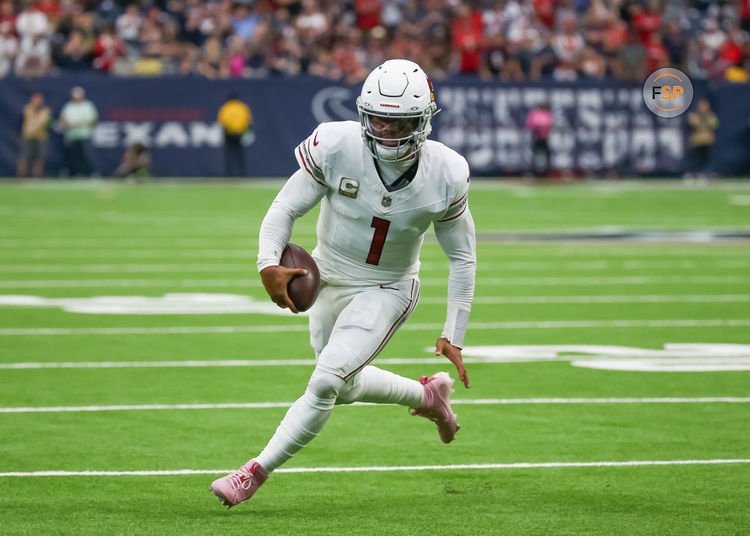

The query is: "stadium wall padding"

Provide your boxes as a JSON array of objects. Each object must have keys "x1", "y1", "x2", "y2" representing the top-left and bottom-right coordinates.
[{"x1": 0, "y1": 74, "x2": 748, "y2": 177}]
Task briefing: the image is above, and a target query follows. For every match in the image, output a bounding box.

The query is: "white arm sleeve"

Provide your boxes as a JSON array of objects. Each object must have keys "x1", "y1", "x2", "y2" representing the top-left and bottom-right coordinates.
[
  {"x1": 256, "y1": 168, "x2": 327, "y2": 272},
  {"x1": 433, "y1": 207, "x2": 477, "y2": 348}
]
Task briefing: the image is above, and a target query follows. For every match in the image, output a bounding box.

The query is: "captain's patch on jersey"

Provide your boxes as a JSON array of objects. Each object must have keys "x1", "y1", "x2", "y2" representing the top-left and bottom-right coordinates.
[{"x1": 338, "y1": 177, "x2": 360, "y2": 199}]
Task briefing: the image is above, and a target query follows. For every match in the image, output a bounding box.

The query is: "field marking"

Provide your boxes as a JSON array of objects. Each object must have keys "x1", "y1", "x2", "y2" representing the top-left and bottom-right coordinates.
[
  {"x1": 1, "y1": 275, "x2": 749, "y2": 289},
  {"x1": 4, "y1": 293, "x2": 748, "y2": 317},
  {"x1": 5, "y1": 344, "x2": 750, "y2": 372},
  {"x1": 422, "y1": 294, "x2": 750, "y2": 304},
  {"x1": 2, "y1": 319, "x2": 750, "y2": 336},
  {"x1": 2, "y1": 459, "x2": 749, "y2": 477},
  {"x1": 0, "y1": 264, "x2": 254, "y2": 273},
  {"x1": 2, "y1": 260, "x2": 750, "y2": 273},
  {"x1": 420, "y1": 276, "x2": 750, "y2": 286},
  {"x1": 0, "y1": 357, "x2": 481, "y2": 369},
  {"x1": 3, "y1": 249, "x2": 750, "y2": 261},
  {"x1": 0, "y1": 294, "x2": 290, "y2": 316},
  {"x1": 2, "y1": 398, "x2": 749, "y2": 414},
  {"x1": 0, "y1": 239, "x2": 259, "y2": 248},
  {"x1": 0, "y1": 250, "x2": 259, "y2": 259}
]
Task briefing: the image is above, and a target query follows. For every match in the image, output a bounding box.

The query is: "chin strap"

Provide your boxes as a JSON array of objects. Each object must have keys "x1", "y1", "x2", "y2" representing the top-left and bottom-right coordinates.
[{"x1": 441, "y1": 303, "x2": 471, "y2": 348}]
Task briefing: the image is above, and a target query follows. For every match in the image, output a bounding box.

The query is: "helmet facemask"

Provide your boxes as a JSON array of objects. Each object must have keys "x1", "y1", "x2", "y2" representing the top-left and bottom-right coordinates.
[{"x1": 356, "y1": 101, "x2": 437, "y2": 163}]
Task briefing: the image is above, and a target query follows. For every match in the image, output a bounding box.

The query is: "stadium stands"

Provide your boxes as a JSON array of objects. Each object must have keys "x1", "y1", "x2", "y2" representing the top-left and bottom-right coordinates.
[{"x1": 0, "y1": 0, "x2": 747, "y2": 82}]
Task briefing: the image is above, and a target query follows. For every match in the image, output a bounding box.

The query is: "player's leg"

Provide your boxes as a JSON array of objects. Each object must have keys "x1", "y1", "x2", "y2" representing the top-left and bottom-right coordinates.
[
  {"x1": 209, "y1": 284, "x2": 354, "y2": 508},
  {"x1": 254, "y1": 279, "x2": 420, "y2": 469},
  {"x1": 252, "y1": 281, "x2": 406, "y2": 473},
  {"x1": 332, "y1": 281, "x2": 460, "y2": 443},
  {"x1": 336, "y1": 366, "x2": 460, "y2": 445},
  {"x1": 335, "y1": 365, "x2": 422, "y2": 407}
]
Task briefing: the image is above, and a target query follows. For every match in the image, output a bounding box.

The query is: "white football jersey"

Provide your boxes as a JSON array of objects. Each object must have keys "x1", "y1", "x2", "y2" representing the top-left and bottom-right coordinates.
[{"x1": 295, "y1": 120, "x2": 470, "y2": 286}]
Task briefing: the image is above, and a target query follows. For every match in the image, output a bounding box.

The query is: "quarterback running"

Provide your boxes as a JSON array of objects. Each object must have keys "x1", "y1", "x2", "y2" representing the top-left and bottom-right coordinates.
[{"x1": 210, "y1": 59, "x2": 477, "y2": 508}]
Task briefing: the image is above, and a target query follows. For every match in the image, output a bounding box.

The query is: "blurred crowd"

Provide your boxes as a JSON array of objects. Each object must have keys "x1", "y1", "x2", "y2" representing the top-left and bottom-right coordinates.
[{"x1": 0, "y1": 0, "x2": 748, "y2": 82}]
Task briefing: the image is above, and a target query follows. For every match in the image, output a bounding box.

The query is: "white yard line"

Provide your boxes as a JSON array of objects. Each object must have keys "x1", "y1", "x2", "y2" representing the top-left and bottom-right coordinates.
[
  {"x1": 0, "y1": 278, "x2": 260, "y2": 288},
  {"x1": 0, "y1": 250, "x2": 259, "y2": 259},
  {"x1": 0, "y1": 275, "x2": 748, "y2": 288},
  {"x1": 0, "y1": 264, "x2": 253, "y2": 273},
  {"x1": 420, "y1": 276, "x2": 750, "y2": 286},
  {"x1": 421, "y1": 294, "x2": 750, "y2": 304},
  {"x1": 0, "y1": 239, "x2": 258, "y2": 248},
  {"x1": 2, "y1": 319, "x2": 750, "y2": 336},
  {"x1": 1, "y1": 261, "x2": 749, "y2": 272},
  {"x1": 1, "y1": 459, "x2": 749, "y2": 477},
  {"x1": 2, "y1": 249, "x2": 749, "y2": 261},
  {"x1": 0, "y1": 357, "x2": 469, "y2": 368},
  {"x1": 1, "y1": 397, "x2": 748, "y2": 414}
]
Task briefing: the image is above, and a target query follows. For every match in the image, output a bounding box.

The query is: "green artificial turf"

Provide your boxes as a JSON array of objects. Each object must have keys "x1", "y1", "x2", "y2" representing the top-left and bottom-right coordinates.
[{"x1": 0, "y1": 180, "x2": 749, "y2": 535}]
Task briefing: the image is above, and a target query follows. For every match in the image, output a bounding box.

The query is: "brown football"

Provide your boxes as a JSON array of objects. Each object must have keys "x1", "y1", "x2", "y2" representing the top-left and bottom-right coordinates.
[{"x1": 279, "y1": 243, "x2": 320, "y2": 312}]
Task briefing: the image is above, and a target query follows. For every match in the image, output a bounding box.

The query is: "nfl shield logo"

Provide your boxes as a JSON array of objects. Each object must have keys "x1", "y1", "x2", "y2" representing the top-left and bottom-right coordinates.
[{"x1": 381, "y1": 195, "x2": 392, "y2": 207}]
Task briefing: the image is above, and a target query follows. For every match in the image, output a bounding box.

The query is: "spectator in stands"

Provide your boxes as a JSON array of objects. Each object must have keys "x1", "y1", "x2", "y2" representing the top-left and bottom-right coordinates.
[
  {"x1": 525, "y1": 101, "x2": 554, "y2": 178},
  {"x1": 580, "y1": 45, "x2": 607, "y2": 79},
  {"x1": 96, "y1": 0, "x2": 121, "y2": 28},
  {"x1": 196, "y1": 36, "x2": 228, "y2": 78},
  {"x1": 35, "y1": 0, "x2": 60, "y2": 29},
  {"x1": 15, "y1": 32, "x2": 50, "y2": 77},
  {"x1": 0, "y1": 1, "x2": 16, "y2": 30},
  {"x1": 618, "y1": 30, "x2": 646, "y2": 81},
  {"x1": 232, "y1": 2, "x2": 260, "y2": 41},
  {"x1": 716, "y1": 28, "x2": 746, "y2": 75},
  {"x1": 451, "y1": 4, "x2": 483, "y2": 74},
  {"x1": 0, "y1": 20, "x2": 17, "y2": 78},
  {"x1": 217, "y1": 93, "x2": 252, "y2": 177},
  {"x1": 227, "y1": 35, "x2": 247, "y2": 77},
  {"x1": 17, "y1": 92, "x2": 51, "y2": 178},
  {"x1": 355, "y1": 0, "x2": 381, "y2": 31},
  {"x1": 115, "y1": 4, "x2": 141, "y2": 46},
  {"x1": 59, "y1": 86, "x2": 98, "y2": 177},
  {"x1": 296, "y1": 0, "x2": 327, "y2": 40},
  {"x1": 552, "y1": 17, "x2": 585, "y2": 80},
  {"x1": 528, "y1": 28, "x2": 557, "y2": 81},
  {"x1": 93, "y1": 26, "x2": 124, "y2": 72},
  {"x1": 59, "y1": 29, "x2": 92, "y2": 70},
  {"x1": 0, "y1": 0, "x2": 742, "y2": 84},
  {"x1": 687, "y1": 99, "x2": 719, "y2": 179},
  {"x1": 662, "y1": 18, "x2": 688, "y2": 67},
  {"x1": 644, "y1": 32, "x2": 668, "y2": 73},
  {"x1": 114, "y1": 143, "x2": 150, "y2": 179},
  {"x1": 602, "y1": 16, "x2": 627, "y2": 78},
  {"x1": 361, "y1": 25, "x2": 387, "y2": 71},
  {"x1": 631, "y1": 0, "x2": 661, "y2": 46},
  {"x1": 15, "y1": 0, "x2": 48, "y2": 40}
]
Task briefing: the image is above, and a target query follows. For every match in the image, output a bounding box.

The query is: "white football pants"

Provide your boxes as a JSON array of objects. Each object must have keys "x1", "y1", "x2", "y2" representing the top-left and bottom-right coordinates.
[{"x1": 255, "y1": 278, "x2": 425, "y2": 472}]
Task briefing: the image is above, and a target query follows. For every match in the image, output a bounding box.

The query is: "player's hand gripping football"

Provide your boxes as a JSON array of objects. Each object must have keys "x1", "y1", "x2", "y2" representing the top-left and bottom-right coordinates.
[
  {"x1": 260, "y1": 265, "x2": 308, "y2": 314},
  {"x1": 435, "y1": 337, "x2": 470, "y2": 389}
]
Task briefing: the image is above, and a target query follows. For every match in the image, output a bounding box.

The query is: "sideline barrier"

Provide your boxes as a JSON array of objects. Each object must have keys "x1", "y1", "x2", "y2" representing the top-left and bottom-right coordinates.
[{"x1": 0, "y1": 74, "x2": 748, "y2": 177}]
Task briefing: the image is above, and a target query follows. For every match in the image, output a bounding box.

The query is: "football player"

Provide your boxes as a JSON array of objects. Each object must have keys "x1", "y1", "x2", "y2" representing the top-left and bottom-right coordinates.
[{"x1": 210, "y1": 59, "x2": 476, "y2": 508}]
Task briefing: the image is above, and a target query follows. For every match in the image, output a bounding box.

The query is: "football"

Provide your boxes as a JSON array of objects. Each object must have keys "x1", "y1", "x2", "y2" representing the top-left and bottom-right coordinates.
[{"x1": 279, "y1": 243, "x2": 320, "y2": 312}]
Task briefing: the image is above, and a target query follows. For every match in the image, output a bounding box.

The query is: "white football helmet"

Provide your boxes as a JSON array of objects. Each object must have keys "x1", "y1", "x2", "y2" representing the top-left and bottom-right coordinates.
[{"x1": 356, "y1": 59, "x2": 439, "y2": 163}]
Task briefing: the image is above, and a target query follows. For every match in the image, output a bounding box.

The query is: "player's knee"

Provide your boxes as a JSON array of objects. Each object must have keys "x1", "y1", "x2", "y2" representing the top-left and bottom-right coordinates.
[
  {"x1": 305, "y1": 369, "x2": 344, "y2": 409},
  {"x1": 335, "y1": 374, "x2": 363, "y2": 405}
]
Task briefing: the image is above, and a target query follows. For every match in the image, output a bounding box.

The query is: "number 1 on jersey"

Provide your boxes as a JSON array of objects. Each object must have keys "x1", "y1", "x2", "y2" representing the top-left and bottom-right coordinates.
[{"x1": 366, "y1": 217, "x2": 390, "y2": 265}]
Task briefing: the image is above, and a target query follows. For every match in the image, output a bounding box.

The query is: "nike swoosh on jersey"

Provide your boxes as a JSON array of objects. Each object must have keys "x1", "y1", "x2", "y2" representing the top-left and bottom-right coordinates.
[{"x1": 313, "y1": 132, "x2": 320, "y2": 146}]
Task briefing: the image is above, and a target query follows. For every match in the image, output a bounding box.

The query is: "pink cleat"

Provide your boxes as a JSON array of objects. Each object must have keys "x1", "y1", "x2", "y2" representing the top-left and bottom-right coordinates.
[
  {"x1": 410, "y1": 371, "x2": 460, "y2": 443},
  {"x1": 209, "y1": 459, "x2": 268, "y2": 509}
]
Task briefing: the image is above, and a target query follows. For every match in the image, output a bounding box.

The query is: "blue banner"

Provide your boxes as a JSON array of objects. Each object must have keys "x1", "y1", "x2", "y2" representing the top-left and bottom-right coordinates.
[{"x1": 0, "y1": 74, "x2": 748, "y2": 177}]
